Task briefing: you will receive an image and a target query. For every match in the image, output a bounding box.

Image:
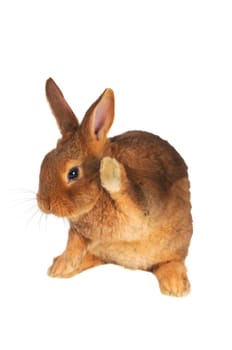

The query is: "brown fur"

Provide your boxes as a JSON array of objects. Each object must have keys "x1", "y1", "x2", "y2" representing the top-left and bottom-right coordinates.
[{"x1": 37, "y1": 78, "x2": 193, "y2": 297}]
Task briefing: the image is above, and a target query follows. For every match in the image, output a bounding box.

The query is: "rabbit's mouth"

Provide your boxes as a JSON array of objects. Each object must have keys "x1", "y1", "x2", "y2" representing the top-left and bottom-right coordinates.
[
  {"x1": 36, "y1": 193, "x2": 51, "y2": 214},
  {"x1": 36, "y1": 192, "x2": 95, "y2": 219},
  {"x1": 36, "y1": 193, "x2": 71, "y2": 217}
]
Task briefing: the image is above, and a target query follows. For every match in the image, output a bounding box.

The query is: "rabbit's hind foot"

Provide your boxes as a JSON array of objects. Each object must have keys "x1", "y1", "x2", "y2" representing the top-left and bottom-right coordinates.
[{"x1": 153, "y1": 260, "x2": 191, "y2": 297}]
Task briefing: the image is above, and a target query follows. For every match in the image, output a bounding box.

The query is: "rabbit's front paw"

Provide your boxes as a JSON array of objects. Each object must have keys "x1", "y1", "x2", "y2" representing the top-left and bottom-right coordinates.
[
  {"x1": 48, "y1": 253, "x2": 81, "y2": 278},
  {"x1": 100, "y1": 157, "x2": 121, "y2": 193}
]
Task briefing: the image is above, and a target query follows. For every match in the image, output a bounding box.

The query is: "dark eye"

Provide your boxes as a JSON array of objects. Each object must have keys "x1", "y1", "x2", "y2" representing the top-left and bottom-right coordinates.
[{"x1": 67, "y1": 167, "x2": 79, "y2": 182}]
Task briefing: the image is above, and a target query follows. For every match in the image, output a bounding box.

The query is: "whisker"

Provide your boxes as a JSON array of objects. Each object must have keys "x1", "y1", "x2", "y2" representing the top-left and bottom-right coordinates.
[
  {"x1": 10, "y1": 197, "x2": 37, "y2": 209},
  {"x1": 25, "y1": 207, "x2": 40, "y2": 231},
  {"x1": 11, "y1": 202, "x2": 38, "y2": 220},
  {"x1": 9, "y1": 190, "x2": 37, "y2": 203},
  {"x1": 13, "y1": 201, "x2": 35, "y2": 215},
  {"x1": 8, "y1": 188, "x2": 50, "y2": 234},
  {"x1": 62, "y1": 217, "x2": 68, "y2": 231},
  {"x1": 62, "y1": 217, "x2": 65, "y2": 230},
  {"x1": 8, "y1": 188, "x2": 37, "y2": 215},
  {"x1": 37, "y1": 211, "x2": 49, "y2": 233},
  {"x1": 44, "y1": 214, "x2": 49, "y2": 232},
  {"x1": 9, "y1": 188, "x2": 69, "y2": 235},
  {"x1": 10, "y1": 197, "x2": 39, "y2": 232},
  {"x1": 37, "y1": 211, "x2": 44, "y2": 232},
  {"x1": 9, "y1": 188, "x2": 36, "y2": 194},
  {"x1": 12, "y1": 197, "x2": 37, "y2": 202}
]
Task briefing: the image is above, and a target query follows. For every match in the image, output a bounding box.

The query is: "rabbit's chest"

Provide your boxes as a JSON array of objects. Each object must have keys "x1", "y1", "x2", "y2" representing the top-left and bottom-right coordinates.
[{"x1": 73, "y1": 208, "x2": 150, "y2": 242}]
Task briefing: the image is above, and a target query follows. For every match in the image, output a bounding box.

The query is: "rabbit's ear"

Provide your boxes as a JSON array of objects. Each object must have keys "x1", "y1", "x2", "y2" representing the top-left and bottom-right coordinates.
[
  {"x1": 45, "y1": 78, "x2": 79, "y2": 136},
  {"x1": 81, "y1": 88, "x2": 114, "y2": 150}
]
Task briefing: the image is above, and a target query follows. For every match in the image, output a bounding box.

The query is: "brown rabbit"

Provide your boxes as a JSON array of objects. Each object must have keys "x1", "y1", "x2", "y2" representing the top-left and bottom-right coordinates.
[{"x1": 37, "y1": 78, "x2": 193, "y2": 297}]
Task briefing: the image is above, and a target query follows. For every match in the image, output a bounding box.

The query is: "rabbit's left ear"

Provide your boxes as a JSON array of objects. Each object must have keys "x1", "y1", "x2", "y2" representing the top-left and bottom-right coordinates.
[
  {"x1": 45, "y1": 78, "x2": 79, "y2": 136},
  {"x1": 80, "y1": 88, "x2": 115, "y2": 147}
]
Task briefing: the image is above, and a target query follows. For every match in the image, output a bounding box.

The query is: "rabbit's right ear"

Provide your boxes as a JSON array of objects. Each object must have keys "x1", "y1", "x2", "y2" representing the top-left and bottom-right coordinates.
[{"x1": 45, "y1": 78, "x2": 79, "y2": 136}]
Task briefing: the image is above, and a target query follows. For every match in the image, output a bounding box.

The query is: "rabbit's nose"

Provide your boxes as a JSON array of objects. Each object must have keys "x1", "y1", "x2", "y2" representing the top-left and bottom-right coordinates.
[{"x1": 37, "y1": 193, "x2": 51, "y2": 214}]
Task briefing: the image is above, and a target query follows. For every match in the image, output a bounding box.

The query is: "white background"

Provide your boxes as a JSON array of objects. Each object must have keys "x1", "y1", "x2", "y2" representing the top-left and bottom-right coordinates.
[{"x1": 1, "y1": 1, "x2": 231, "y2": 349}]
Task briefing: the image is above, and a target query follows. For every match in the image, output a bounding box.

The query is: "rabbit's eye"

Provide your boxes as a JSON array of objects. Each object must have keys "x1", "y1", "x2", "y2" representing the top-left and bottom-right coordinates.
[{"x1": 67, "y1": 167, "x2": 79, "y2": 182}]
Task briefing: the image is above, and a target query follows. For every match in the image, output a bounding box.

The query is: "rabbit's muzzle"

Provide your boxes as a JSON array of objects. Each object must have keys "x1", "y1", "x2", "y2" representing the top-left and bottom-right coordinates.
[{"x1": 37, "y1": 193, "x2": 51, "y2": 214}]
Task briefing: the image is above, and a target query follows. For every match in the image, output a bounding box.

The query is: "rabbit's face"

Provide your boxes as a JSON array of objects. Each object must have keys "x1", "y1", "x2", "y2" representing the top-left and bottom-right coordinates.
[{"x1": 37, "y1": 134, "x2": 101, "y2": 219}]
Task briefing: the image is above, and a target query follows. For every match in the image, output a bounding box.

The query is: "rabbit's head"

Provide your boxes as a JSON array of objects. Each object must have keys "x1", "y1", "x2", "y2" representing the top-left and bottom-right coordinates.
[{"x1": 37, "y1": 78, "x2": 114, "y2": 219}]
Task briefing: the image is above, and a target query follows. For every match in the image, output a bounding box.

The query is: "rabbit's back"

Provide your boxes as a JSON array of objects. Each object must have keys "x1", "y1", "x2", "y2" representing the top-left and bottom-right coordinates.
[{"x1": 109, "y1": 130, "x2": 188, "y2": 185}]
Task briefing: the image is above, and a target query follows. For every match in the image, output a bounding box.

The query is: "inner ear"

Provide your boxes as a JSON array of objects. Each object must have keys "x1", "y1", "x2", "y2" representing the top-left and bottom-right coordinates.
[{"x1": 92, "y1": 89, "x2": 115, "y2": 140}]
